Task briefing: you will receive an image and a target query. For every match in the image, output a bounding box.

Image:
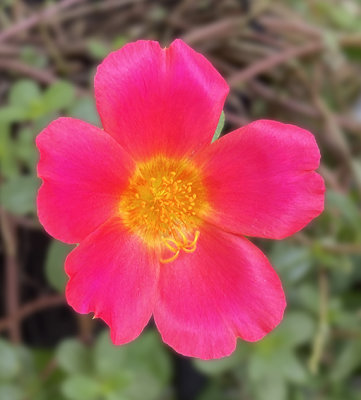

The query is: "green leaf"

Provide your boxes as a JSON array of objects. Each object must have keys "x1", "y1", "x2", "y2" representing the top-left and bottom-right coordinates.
[
  {"x1": 62, "y1": 376, "x2": 102, "y2": 400},
  {"x1": 121, "y1": 370, "x2": 163, "y2": 400},
  {"x1": 248, "y1": 352, "x2": 271, "y2": 381},
  {"x1": 276, "y1": 312, "x2": 315, "y2": 348},
  {"x1": 331, "y1": 340, "x2": 361, "y2": 381},
  {"x1": 0, "y1": 175, "x2": 39, "y2": 215},
  {"x1": 277, "y1": 351, "x2": 308, "y2": 384},
  {"x1": 344, "y1": 46, "x2": 361, "y2": 62},
  {"x1": 0, "y1": 385, "x2": 24, "y2": 400},
  {"x1": 0, "y1": 340, "x2": 20, "y2": 380},
  {"x1": 212, "y1": 111, "x2": 225, "y2": 142},
  {"x1": 315, "y1": 1, "x2": 361, "y2": 31},
  {"x1": 296, "y1": 284, "x2": 319, "y2": 314},
  {"x1": 120, "y1": 330, "x2": 172, "y2": 383},
  {"x1": 43, "y1": 81, "x2": 76, "y2": 113},
  {"x1": 68, "y1": 97, "x2": 100, "y2": 126},
  {"x1": 45, "y1": 241, "x2": 73, "y2": 293},
  {"x1": 270, "y1": 242, "x2": 311, "y2": 284},
  {"x1": 0, "y1": 106, "x2": 26, "y2": 123},
  {"x1": 313, "y1": 244, "x2": 353, "y2": 271},
  {"x1": 27, "y1": 98, "x2": 49, "y2": 120},
  {"x1": 14, "y1": 346, "x2": 35, "y2": 378},
  {"x1": 33, "y1": 348, "x2": 64, "y2": 391},
  {"x1": 194, "y1": 355, "x2": 238, "y2": 376},
  {"x1": 112, "y1": 36, "x2": 127, "y2": 50},
  {"x1": 33, "y1": 112, "x2": 60, "y2": 132},
  {"x1": 9, "y1": 80, "x2": 41, "y2": 109},
  {"x1": 193, "y1": 344, "x2": 245, "y2": 376},
  {"x1": 256, "y1": 312, "x2": 315, "y2": 354},
  {"x1": 253, "y1": 372, "x2": 287, "y2": 400},
  {"x1": 87, "y1": 39, "x2": 111, "y2": 59},
  {"x1": 0, "y1": 123, "x2": 18, "y2": 179},
  {"x1": 13, "y1": 127, "x2": 37, "y2": 169},
  {"x1": 20, "y1": 46, "x2": 48, "y2": 69},
  {"x1": 197, "y1": 382, "x2": 225, "y2": 400},
  {"x1": 327, "y1": 190, "x2": 361, "y2": 235},
  {"x1": 351, "y1": 160, "x2": 361, "y2": 190},
  {"x1": 94, "y1": 329, "x2": 171, "y2": 397},
  {"x1": 56, "y1": 339, "x2": 91, "y2": 375},
  {"x1": 249, "y1": 348, "x2": 307, "y2": 386},
  {"x1": 93, "y1": 331, "x2": 128, "y2": 377}
]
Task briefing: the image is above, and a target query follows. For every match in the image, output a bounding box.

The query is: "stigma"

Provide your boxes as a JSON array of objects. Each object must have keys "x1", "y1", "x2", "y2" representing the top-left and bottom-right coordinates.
[{"x1": 119, "y1": 155, "x2": 209, "y2": 263}]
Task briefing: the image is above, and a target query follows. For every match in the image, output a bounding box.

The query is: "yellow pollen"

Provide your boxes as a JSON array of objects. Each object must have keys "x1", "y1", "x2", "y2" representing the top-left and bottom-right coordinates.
[{"x1": 119, "y1": 155, "x2": 209, "y2": 263}]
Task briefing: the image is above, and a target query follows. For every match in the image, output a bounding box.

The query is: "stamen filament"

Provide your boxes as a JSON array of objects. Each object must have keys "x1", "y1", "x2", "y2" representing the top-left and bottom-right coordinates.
[
  {"x1": 160, "y1": 230, "x2": 200, "y2": 263},
  {"x1": 160, "y1": 250, "x2": 180, "y2": 264},
  {"x1": 120, "y1": 156, "x2": 209, "y2": 264},
  {"x1": 162, "y1": 237, "x2": 180, "y2": 252}
]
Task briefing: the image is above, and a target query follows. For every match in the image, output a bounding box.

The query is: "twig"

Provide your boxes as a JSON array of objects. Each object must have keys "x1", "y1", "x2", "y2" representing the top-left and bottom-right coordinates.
[
  {"x1": 0, "y1": 44, "x2": 20, "y2": 56},
  {"x1": 228, "y1": 41, "x2": 323, "y2": 87},
  {"x1": 77, "y1": 314, "x2": 95, "y2": 345},
  {"x1": 0, "y1": 59, "x2": 57, "y2": 84},
  {"x1": 312, "y1": 95, "x2": 352, "y2": 163},
  {"x1": 38, "y1": 23, "x2": 69, "y2": 75},
  {"x1": 182, "y1": 16, "x2": 250, "y2": 45},
  {"x1": 9, "y1": 215, "x2": 41, "y2": 230},
  {"x1": 259, "y1": 15, "x2": 322, "y2": 39},
  {"x1": 182, "y1": 1, "x2": 270, "y2": 45},
  {"x1": 0, "y1": 209, "x2": 21, "y2": 342},
  {"x1": 0, "y1": 0, "x2": 87, "y2": 43},
  {"x1": 18, "y1": 294, "x2": 65, "y2": 320},
  {"x1": 224, "y1": 111, "x2": 250, "y2": 128},
  {"x1": 0, "y1": 294, "x2": 65, "y2": 332},
  {"x1": 247, "y1": 80, "x2": 361, "y2": 137},
  {"x1": 247, "y1": 79, "x2": 319, "y2": 117},
  {"x1": 309, "y1": 269, "x2": 329, "y2": 374},
  {"x1": 60, "y1": 0, "x2": 145, "y2": 22}
]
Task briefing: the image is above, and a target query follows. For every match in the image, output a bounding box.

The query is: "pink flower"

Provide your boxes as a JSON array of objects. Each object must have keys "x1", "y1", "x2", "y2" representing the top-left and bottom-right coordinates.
[{"x1": 36, "y1": 39, "x2": 325, "y2": 359}]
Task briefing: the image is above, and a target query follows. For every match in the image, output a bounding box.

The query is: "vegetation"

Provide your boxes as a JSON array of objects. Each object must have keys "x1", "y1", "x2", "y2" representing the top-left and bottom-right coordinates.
[{"x1": 1, "y1": 0, "x2": 361, "y2": 399}]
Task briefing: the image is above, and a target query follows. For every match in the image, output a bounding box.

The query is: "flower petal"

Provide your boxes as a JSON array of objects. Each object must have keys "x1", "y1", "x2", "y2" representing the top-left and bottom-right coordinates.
[
  {"x1": 153, "y1": 226, "x2": 285, "y2": 359},
  {"x1": 65, "y1": 217, "x2": 159, "y2": 344},
  {"x1": 94, "y1": 39, "x2": 229, "y2": 160},
  {"x1": 196, "y1": 120, "x2": 325, "y2": 239},
  {"x1": 37, "y1": 117, "x2": 134, "y2": 243}
]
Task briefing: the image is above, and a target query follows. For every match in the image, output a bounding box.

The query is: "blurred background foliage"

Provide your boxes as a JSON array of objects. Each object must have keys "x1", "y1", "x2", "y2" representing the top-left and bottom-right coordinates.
[{"x1": 1, "y1": 0, "x2": 361, "y2": 399}]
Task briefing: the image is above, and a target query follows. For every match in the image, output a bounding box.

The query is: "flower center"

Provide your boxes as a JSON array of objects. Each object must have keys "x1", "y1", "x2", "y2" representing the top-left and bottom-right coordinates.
[{"x1": 120, "y1": 155, "x2": 209, "y2": 263}]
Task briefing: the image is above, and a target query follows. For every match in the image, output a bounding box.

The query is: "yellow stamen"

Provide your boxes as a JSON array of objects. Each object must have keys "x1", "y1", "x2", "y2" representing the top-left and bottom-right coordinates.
[
  {"x1": 160, "y1": 250, "x2": 180, "y2": 264},
  {"x1": 159, "y1": 230, "x2": 200, "y2": 263},
  {"x1": 186, "y1": 230, "x2": 200, "y2": 248},
  {"x1": 162, "y1": 237, "x2": 180, "y2": 253},
  {"x1": 119, "y1": 156, "x2": 209, "y2": 264}
]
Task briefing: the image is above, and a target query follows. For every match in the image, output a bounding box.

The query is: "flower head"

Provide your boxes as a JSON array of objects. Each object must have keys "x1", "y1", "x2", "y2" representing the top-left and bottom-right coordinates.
[{"x1": 36, "y1": 39, "x2": 325, "y2": 359}]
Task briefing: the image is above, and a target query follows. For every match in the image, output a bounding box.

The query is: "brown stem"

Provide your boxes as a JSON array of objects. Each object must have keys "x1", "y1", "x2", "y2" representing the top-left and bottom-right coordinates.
[
  {"x1": 60, "y1": 0, "x2": 145, "y2": 22},
  {"x1": 182, "y1": 16, "x2": 251, "y2": 45},
  {"x1": 228, "y1": 41, "x2": 323, "y2": 87},
  {"x1": 0, "y1": 294, "x2": 65, "y2": 332},
  {"x1": 0, "y1": 0, "x2": 87, "y2": 43},
  {"x1": 309, "y1": 269, "x2": 329, "y2": 374},
  {"x1": 182, "y1": 1, "x2": 270, "y2": 45},
  {"x1": 0, "y1": 59, "x2": 57, "y2": 84},
  {"x1": 247, "y1": 80, "x2": 361, "y2": 138},
  {"x1": 0, "y1": 209, "x2": 21, "y2": 342}
]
